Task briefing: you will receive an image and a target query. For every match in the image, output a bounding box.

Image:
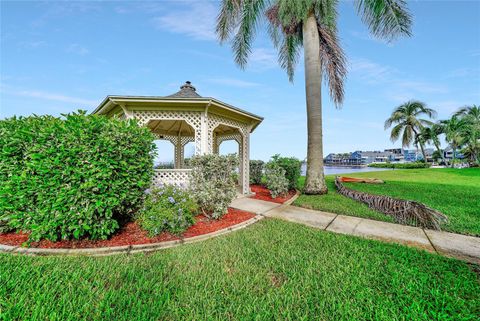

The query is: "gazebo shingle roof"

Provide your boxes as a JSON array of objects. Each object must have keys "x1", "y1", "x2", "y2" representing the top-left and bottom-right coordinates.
[{"x1": 165, "y1": 81, "x2": 202, "y2": 98}]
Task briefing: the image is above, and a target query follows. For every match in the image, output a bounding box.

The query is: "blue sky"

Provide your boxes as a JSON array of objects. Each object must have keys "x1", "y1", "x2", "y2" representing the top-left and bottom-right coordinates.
[{"x1": 1, "y1": 0, "x2": 479, "y2": 162}]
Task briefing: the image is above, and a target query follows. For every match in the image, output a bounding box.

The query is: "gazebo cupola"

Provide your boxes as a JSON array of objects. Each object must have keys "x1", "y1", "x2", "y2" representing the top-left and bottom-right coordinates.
[{"x1": 92, "y1": 81, "x2": 263, "y2": 195}]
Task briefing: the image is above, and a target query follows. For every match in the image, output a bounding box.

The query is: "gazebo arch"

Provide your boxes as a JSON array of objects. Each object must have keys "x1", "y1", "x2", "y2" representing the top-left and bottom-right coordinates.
[{"x1": 92, "y1": 81, "x2": 263, "y2": 195}]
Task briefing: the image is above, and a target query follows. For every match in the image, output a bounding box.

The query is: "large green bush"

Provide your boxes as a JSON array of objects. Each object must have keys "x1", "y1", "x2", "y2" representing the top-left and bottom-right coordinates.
[
  {"x1": 249, "y1": 160, "x2": 264, "y2": 185},
  {"x1": 136, "y1": 185, "x2": 197, "y2": 236},
  {"x1": 0, "y1": 111, "x2": 155, "y2": 241},
  {"x1": 270, "y1": 154, "x2": 301, "y2": 189},
  {"x1": 264, "y1": 161, "x2": 289, "y2": 198},
  {"x1": 189, "y1": 154, "x2": 238, "y2": 219}
]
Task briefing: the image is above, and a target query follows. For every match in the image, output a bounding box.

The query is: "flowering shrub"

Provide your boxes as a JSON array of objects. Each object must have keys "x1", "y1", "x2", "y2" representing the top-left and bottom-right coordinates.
[
  {"x1": 136, "y1": 185, "x2": 197, "y2": 235},
  {"x1": 249, "y1": 160, "x2": 264, "y2": 185},
  {"x1": 0, "y1": 111, "x2": 155, "y2": 241},
  {"x1": 189, "y1": 154, "x2": 238, "y2": 219},
  {"x1": 265, "y1": 161, "x2": 289, "y2": 198},
  {"x1": 270, "y1": 154, "x2": 301, "y2": 189}
]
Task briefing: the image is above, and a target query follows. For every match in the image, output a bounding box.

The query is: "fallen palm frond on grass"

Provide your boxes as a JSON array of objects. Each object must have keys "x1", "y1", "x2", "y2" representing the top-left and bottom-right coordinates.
[{"x1": 334, "y1": 177, "x2": 448, "y2": 230}]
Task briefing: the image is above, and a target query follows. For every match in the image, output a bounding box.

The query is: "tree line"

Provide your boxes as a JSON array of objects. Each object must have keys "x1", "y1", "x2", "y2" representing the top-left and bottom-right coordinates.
[{"x1": 385, "y1": 101, "x2": 479, "y2": 166}]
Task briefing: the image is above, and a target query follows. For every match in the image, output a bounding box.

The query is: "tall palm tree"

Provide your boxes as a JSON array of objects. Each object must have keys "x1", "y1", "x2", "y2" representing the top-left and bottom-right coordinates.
[
  {"x1": 440, "y1": 115, "x2": 467, "y2": 167},
  {"x1": 418, "y1": 123, "x2": 446, "y2": 164},
  {"x1": 216, "y1": 0, "x2": 412, "y2": 194},
  {"x1": 384, "y1": 101, "x2": 436, "y2": 162},
  {"x1": 454, "y1": 105, "x2": 480, "y2": 163}
]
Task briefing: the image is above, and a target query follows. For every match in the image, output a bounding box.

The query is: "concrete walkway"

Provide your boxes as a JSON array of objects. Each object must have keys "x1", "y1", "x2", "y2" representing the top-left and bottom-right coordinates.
[{"x1": 230, "y1": 198, "x2": 480, "y2": 264}]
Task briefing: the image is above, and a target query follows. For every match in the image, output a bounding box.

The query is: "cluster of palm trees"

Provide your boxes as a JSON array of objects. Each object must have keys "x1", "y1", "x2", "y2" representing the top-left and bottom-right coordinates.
[{"x1": 385, "y1": 101, "x2": 479, "y2": 166}]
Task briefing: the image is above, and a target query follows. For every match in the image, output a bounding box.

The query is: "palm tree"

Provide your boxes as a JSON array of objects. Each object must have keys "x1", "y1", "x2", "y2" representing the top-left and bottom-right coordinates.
[
  {"x1": 418, "y1": 123, "x2": 446, "y2": 164},
  {"x1": 440, "y1": 116, "x2": 467, "y2": 167},
  {"x1": 454, "y1": 105, "x2": 480, "y2": 163},
  {"x1": 384, "y1": 101, "x2": 436, "y2": 162},
  {"x1": 216, "y1": 0, "x2": 412, "y2": 194}
]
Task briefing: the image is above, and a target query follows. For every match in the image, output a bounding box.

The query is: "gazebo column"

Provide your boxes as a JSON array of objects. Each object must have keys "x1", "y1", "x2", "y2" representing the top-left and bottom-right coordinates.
[
  {"x1": 199, "y1": 112, "x2": 208, "y2": 155},
  {"x1": 174, "y1": 136, "x2": 183, "y2": 169},
  {"x1": 213, "y1": 133, "x2": 219, "y2": 154},
  {"x1": 241, "y1": 131, "x2": 250, "y2": 194}
]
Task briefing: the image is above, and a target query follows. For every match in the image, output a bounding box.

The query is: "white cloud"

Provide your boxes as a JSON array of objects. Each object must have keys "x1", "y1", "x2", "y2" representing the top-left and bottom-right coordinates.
[
  {"x1": 66, "y1": 44, "x2": 89, "y2": 55},
  {"x1": 445, "y1": 67, "x2": 480, "y2": 79},
  {"x1": 249, "y1": 48, "x2": 278, "y2": 70},
  {"x1": 395, "y1": 81, "x2": 447, "y2": 94},
  {"x1": 431, "y1": 100, "x2": 468, "y2": 116},
  {"x1": 329, "y1": 117, "x2": 384, "y2": 130},
  {"x1": 206, "y1": 78, "x2": 260, "y2": 88},
  {"x1": 1, "y1": 85, "x2": 97, "y2": 106},
  {"x1": 349, "y1": 58, "x2": 397, "y2": 83},
  {"x1": 19, "y1": 40, "x2": 47, "y2": 49},
  {"x1": 349, "y1": 30, "x2": 390, "y2": 46},
  {"x1": 350, "y1": 57, "x2": 449, "y2": 103},
  {"x1": 469, "y1": 49, "x2": 480, "y2": 57},
  {"x1": 114, "y1": 6, "x2": 130, "y2": 14},
  {"x1": 151, "y1": 1, "x2": 217, "y2": 41}
]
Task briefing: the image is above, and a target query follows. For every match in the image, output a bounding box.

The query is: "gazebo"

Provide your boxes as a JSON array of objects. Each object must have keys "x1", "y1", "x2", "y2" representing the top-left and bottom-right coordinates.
[{"x1": 92, "y1": 81, "x2": 263, "y2": 195}]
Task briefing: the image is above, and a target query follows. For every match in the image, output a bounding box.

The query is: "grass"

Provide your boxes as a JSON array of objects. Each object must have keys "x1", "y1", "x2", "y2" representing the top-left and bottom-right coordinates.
[
  {"x1": 295, "y1": 176, "x2": 394, "y2": 223},
  {"x1": 1, "y1": 219, "x2": 479, "y2": 320},
  {"x1": 294, "y1": 168, "x2": 480, "y2": 236}
]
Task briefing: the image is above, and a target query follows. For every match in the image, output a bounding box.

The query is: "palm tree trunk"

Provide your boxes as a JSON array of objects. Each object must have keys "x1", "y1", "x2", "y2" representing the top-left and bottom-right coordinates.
[
  {"x1": 303, "y1": 11, "x2": 327, "y2": 195},
  {"x1": 451, "y1": 147, "x2": 456, "y2": 168},
  {"x1": 413, "y1": 129, "x2": 427, "y2": 163},
  {"x1": 434, "y1": 141, "x2": 446, "y2": 164},
  {"x1": 419, "y1": 142, "x2": 427, "y2": 163}
]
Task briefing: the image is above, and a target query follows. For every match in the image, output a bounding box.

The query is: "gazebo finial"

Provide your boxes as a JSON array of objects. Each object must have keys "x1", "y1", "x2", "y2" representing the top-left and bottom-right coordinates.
[
  {"x1": 166, "y1": 81, "x2": 201, "y2": 98},
  {"x1": 180, "y1": 81, "x2": 196, "y2": 91}
]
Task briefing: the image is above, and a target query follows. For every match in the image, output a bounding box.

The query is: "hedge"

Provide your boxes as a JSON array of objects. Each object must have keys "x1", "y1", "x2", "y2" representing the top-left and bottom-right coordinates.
[
  {"x1": 368, "y1": 162, "x2": 431, "y2": 169},
  {"x1": 270, "y1": 155, "x2": 301, "y2": 189},
  {"x1": 249, "y1": 160, "x2": 264, "y2": 185},
  {"x1": 0, "y1": 111, "x2": 156, "y2": 241}
]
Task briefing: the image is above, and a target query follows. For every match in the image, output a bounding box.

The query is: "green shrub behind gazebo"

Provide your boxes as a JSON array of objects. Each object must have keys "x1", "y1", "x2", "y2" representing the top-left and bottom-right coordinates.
[{"x1": 0, "y1": 111, "x2": 155, "y2": 241}]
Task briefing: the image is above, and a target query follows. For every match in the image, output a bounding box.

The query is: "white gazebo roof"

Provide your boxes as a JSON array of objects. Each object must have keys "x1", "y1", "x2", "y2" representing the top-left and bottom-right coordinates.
[{"x1": 92, "y1": 81, "x2": 263, "y2": 132}]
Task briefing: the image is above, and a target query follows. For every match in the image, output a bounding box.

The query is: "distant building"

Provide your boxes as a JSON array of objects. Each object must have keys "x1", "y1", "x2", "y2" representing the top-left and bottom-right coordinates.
[
  {"x1": 325, "y1": 149, "x2": 401, "y2": 165},
  {"x1": 384, "y1": 148, "x2": 402, "y2": 155},
  {"x1": 403, "y1": 149, "x2": 419, "y2": 162},
  {"x1": 444, "y1": 147, "x2": 464, "y2": 160},
  {"x1": 324, "y1": 147, "x2": 445, "y2": 165},
  {"x1": 404, "y1": 148, "x2": 435, "y2": 162}
]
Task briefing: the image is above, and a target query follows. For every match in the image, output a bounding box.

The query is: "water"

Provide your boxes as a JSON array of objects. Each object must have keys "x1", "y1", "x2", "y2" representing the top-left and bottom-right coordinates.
[{"x1": 301, "y1": 164, "x2": 392, "y2": 176}]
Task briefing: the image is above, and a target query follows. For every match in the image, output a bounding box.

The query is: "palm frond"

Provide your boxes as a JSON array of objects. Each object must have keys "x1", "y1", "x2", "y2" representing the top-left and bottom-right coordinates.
[
  {"x1": 390, "y1": 123, "x2": 403, "y2": 142},
  {"x1": 401, "y1": 126, "x2": 413, "y2": 147},
  {"x1": 317, "y1": 22, "x2": 347, "y2": 107},
  {"x1": 216, "y1": 0, "x2": 243, "y2": 43},
  {"x1": 216, "y1": 0, "x2": 268, "y2": 68},
  {"x1": 278, "y1": 33, "x2": 302, "y2": 82},
  {"x1": 232, "y1": 0, "x2": 269, "y2": 68},
  {"x1": 355, "y1": 0, "x2": 412, "y2": 42},
  {"x1": 385, "y1": 110, "x2": 405, "y2": 129}
]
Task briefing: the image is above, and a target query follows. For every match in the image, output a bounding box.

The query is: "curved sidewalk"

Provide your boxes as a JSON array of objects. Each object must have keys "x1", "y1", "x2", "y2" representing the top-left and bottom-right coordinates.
[{"x1": 230, "y1": 198, "x2": 480, "y2": 265}]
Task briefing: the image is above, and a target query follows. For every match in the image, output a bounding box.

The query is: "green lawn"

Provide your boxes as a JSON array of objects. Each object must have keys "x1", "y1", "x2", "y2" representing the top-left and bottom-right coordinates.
[
  {"x1": 294, "y1": 168, "x2": 480, "y2": 236},
  {"x1": 1, "y1": 219, "x2": 479, "y2": 320}
]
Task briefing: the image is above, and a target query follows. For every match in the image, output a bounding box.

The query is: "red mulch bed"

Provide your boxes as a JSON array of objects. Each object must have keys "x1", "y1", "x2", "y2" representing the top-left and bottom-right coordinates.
[
  {"x1": 249, "y1": 184, "x2": 297, "y2": 204},
  {"x1": 0, "y1": 208, "x2": 255, "y2": 249}
]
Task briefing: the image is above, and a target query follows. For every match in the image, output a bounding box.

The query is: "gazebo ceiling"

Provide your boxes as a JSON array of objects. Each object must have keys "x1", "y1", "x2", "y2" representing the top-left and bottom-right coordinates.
[
  {"x1": 147, "y1": 119, "x2": 195, "y2": 137},
  {"x1": 92, "y1": 81, "x2": 263, "y2": 132},
  {"x1": 148, "y1": 120, "x2": 239, "y2": 138},
  {"x1": 213, "y1": 124, "x2": 239, "y2": 136}
]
